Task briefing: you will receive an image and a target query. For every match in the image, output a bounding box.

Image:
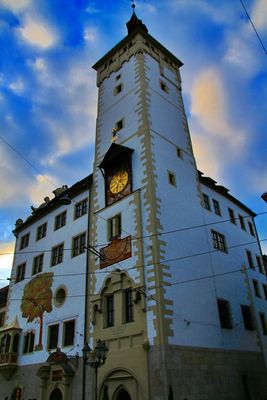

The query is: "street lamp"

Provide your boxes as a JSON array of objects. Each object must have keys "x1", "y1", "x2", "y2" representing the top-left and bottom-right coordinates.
[{"x1": 82, "y1": 339, "x2": 108, "y2": 400}]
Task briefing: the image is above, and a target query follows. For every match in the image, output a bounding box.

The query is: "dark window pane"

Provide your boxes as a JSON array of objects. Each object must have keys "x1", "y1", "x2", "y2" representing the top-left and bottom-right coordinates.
[
  {"x1": 63, "y1": 320, "x2": 75, "y2": 347},
  {"x1": 48, "y1": 325, "x2": 59, "y2": 349},
  {"x1": 217, "y1": 299, "x2": 232, "y2": 329}
]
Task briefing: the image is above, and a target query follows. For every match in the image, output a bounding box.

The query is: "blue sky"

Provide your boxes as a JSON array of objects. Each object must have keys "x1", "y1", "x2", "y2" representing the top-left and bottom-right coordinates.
[{"x1": 0, "y1": 0, "x2": 267, "y2": 287}]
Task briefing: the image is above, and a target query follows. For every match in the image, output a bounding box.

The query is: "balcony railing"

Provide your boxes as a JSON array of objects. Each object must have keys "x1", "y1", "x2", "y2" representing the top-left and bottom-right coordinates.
[{"x1": 0, "y1": 352, "x2": 18, "y2": 366}]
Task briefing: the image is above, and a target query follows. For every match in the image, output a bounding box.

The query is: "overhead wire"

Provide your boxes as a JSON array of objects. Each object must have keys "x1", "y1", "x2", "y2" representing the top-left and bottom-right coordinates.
[
  {"x1": 1, "y1": 211, "x2": 267, "y2": 257},
  {"x1": 239, "y1": 0, "x2": 267, "y2": 57},
  {"x1": 1, "y1": 236, "x2": 266, "y2": 283}
]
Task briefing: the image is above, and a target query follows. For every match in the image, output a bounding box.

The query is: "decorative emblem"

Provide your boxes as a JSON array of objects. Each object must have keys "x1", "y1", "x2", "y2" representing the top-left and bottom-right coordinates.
[
  {"x1": 20, "y1": 272, "x2": 54, "y2": 350},
  {"x1": 100, "y1": 236, "x2": 132, "y2": 269}
]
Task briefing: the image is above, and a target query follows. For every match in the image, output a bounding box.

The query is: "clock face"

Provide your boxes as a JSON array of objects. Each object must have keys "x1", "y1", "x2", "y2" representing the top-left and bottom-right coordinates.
[{"x1": 109, "y1": 170, "x2": 129, "y2": 194}]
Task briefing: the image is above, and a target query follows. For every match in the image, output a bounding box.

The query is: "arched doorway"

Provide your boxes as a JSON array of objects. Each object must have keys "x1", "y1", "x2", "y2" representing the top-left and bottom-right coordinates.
[
  {"x1": 115, "y1": 388, "x2": 131, "y2": 400},
  {"x1": 49, "y1": 388, "x2": 63, "y2": 400}
]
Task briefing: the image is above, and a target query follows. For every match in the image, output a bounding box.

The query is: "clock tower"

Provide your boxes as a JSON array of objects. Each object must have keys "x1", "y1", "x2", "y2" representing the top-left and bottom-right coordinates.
[
  {"x1": 87, "y1": 7, "x2": 201, "y2": 398},
  {"x1": 87, "y1": 6, "x2": 239, "y2": 400}
]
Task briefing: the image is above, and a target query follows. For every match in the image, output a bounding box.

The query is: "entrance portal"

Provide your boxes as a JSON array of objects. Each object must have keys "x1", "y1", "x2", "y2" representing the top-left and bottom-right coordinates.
[
  {"x1": 115, "y1": 388, "x2": 131, "y2": 400},
  {"x1": 49, "y1": 388, "x2": 63, "y2": 400}
]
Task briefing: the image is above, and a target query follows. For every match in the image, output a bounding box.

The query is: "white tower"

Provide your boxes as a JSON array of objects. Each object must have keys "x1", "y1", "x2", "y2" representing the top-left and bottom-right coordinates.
[{"x1": 87, "y1": 7, "x2": 267, "y2": 400}]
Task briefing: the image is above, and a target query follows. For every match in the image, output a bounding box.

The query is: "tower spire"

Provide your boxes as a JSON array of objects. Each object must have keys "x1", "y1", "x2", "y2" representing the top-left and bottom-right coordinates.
[{"x1": 127, "y1": 0, "x2": 148, "y2": 34}]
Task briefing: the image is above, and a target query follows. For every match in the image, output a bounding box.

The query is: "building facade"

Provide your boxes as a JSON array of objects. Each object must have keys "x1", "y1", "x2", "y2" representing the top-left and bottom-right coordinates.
[{"x1": 1, "y1": 10, "x2": 267, "y2": 400}]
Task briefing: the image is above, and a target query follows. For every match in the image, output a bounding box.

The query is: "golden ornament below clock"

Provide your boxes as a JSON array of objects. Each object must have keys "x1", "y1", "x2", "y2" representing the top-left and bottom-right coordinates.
[{"x1": 109, "y1": 170, "x2": 129, "y2": 194}]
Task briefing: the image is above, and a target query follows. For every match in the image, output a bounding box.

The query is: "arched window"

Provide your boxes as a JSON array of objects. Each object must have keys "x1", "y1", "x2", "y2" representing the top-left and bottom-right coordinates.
[
  {"x1": 94, "y1": 272, "x2": 135, "y2": 329},
  {"x1": 115, "y1": 388, "x2": 131, "y2": 400},
  {"x1": 12, "y1": 333, "x2": 20, "y2": 353},
  {"x1": 12, "y1": 387, "x2": 22, "y2": 400},
  {"x1": 0, "y1": 334, "x2": 6, "y2": 354},
  {"x1": 49, "y1": 388, "x2": 63, "y2": 400},
  {"x1": 23, "y1": 331, "x2": 35, "y2": 353},
  {"x1": 5, "y1": 333, "x2": 11, "y2": 353}
]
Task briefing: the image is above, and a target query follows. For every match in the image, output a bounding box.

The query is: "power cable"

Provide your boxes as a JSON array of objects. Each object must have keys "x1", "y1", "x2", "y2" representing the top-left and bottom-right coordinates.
[
  {"x1": 2, "y1": 236, "x2": 267, "y2": 283},
  {"x1": 0, "y1": 135, "x2": 57, "y2": 188},
  {"x1": 10, "y1": 279, "x2": 85, "y2": 342},
  {"x1": 4, "y1": 266, "x2": 261, "y2": 302},
  {"x1": 239, "y1": 0, "x2": 267, "y2": 57},
  {"x1": 1, "y1": 211, "x2": 267, "y2": 257},
  {"x1": 1, "y1": 130, "x2": 266, "y2": 257}
]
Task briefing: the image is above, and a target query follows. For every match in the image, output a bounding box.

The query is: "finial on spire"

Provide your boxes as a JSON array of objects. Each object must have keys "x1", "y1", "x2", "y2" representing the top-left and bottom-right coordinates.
[
  {"x1": 131, "y1": 0, "x2": 136, "y2": 11},
  {"x1": 127, "y1": 0, "x2": 148, "y2": 34}
]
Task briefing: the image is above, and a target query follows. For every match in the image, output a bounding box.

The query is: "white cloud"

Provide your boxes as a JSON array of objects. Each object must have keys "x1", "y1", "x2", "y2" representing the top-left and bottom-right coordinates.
[
  {"x1": 223, "y1": 26, "x2": 261, "y2": 76},
  {"x1": 251, "y1": 0, "x2": 267, "y2": 32},
  {"x1": 85, "y1": 3, "x2": 100, "y2": 14},
  {"x1": 31, "y1": 60, "x2": 97, "y2": 165},
  {"x1": 8, "y1": 78, "x2": 25, "y2": 95},
  {"x1": 0, "y1": 147, "x2": 29, "y2": 206},
  {"x1": 28, "y1": 174, "x2": 59, "y2": 206},
  {"x1": 1, "y1": 0, "x2": 32, "y2": 13},
  {"x1": 169, "y1": 0, "x2": 236, "y2": 24},
  {"x1": 83, "y1": 27, "x2": 97, "y2": 43},
  {"x1": 18, "y1": 16, "x2": 57, "y2": 49},
  {"x1": 0, "y1": 241, "x2": 14, "y2": 286},
  {"x1": 191, "y1": 68, "x2": 245, "y2": 148},
  {"x1": 189, "y1": 68, "x2": 246, "y2": 181},
  {"x1": 138, "y1": 3, "x2": 157, "y2": 13},
  {"x1": 191, "y1": 132, "x2": 222, "y2": 179},
  {"x1": 32, "y1": 57, "x2": 47, "y2": 71}
]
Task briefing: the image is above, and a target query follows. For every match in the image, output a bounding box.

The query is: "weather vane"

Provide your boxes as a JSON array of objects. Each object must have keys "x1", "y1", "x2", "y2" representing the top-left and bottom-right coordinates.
[{"x1": 131, "y1": 0, "x2": 136, "y2": 11}]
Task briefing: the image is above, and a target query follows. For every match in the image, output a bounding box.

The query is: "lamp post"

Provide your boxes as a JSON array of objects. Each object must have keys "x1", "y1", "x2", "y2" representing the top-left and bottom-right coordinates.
[{"x1": 82, "y1": 340, "x2": 108, "y2": 400}]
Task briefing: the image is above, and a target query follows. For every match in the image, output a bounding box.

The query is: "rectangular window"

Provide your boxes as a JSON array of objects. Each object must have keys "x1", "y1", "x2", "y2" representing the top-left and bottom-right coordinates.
[
  {"x1": 241, "y1": 305, "x2": 254, "y2": 331},
  {"x1": 228, "y1": 208, "x2": 236, "y2": 224},
  {"x1": 262, "y1": 284, "x2": 267, "y2": 300},
  {"x1": 256, "y1": 255, "x2": 264, "y2": 274},
  {"x1": 211, "y1": 230, "x2": 227, "y2": 252},
  {"x1": 0, "y1": 312, "x2": 5, "y2": 327},
  {"x1": 213, "y1": 199, "x2": 221, "y2": 216},
  {"x1": 160, "y1": 81, "x2": 168, "y2": 93},
  {"x1": 54, "y1": 211, "x2": 67, "y2": 230},
  {"x1": 51, "y1": 244, "x2": 64, "y2": 266},
  {"x1": 168, "y1": 171, "x2": 176, "y2": 186},
  {"x1": 20, "y1": 233, "x2": 30, "y2": 250},
  {"x1": 248, "y1": 221, "x2": 255, "y2": 237},
  {"x1": 203, "y1": 194, "x2": 211, "y2": 211},
  {"x1": 106, "y1": 295, "x2": 114, "y2": 327},
  {"x1": 246, "y1": 250, "x2": 254, "y2": 269},
  {"x1": 16, "y1": 263, "x2": 26, "y2": 283},
  {"x1": 72, "y1": 233, "x2": 86, "y2": 257},
  {"x1": 239, "y1": 215, "x2": 246, "y2": 230},
  {"x1": 217, "y1": 299, "x2": 232, "y2": 329},
  {"x1": 125, "y1": 290, "x2": 134, "y2": 323},
  {"x1": 252, "y1": 279, "x2": 261, "y2": 298},
  {"x1": 48, "y1": 324, "x2": 59, "y2": 350},
  {"x1": 259, "y1": 312, "x2": 267, "y2": 335},
  {"x1": 114, "y1": 83, "x2": 123, "y2": 95},
  {"x1": 63, "y1": 320, "x2": 75, "y2": 347},
  {"x1": 36, "y1": 223, "x2": 47, "y2": 241},
  {"x1": 115, "y1": 119, "x2": 124, "y2": 132},
  {"x1": 176, "y1": 147, "x2": 183, "y2": 159},
  {"x1": 74, "y1": 199, "x2": 88, "y2": 219},
  {"x1": 108, "y1": 215, "x2": 121, "y2": 241},
  {"x1": 32, "y1": 253, "x2": 44, "y2": 275},
  {"x1": 23, "y1": 332, "x2": 35, "y2": 353}
]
